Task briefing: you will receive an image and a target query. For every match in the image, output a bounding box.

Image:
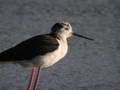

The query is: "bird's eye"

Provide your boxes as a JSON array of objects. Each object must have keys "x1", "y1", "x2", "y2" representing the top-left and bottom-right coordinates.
[{"x1": 65, "y1": 28, "x2": 69, "y2": 30}]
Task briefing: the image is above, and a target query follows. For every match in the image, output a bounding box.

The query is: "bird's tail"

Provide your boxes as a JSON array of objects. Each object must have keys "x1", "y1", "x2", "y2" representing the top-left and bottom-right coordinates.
[
  {"x1": 0, "y1": 54, "x2": 16, "y2": 64},
  {"x1": 0, "y1": 57, "x2": 16, "y2": 64},
  {"x1": 0, "y1": 61, "x2": 16, "y2": 64}
]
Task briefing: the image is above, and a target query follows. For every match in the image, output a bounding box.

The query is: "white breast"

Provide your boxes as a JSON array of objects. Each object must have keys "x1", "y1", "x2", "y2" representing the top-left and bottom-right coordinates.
[{"x1": 35, "y1": 38, "x2": 68, "y2": 68}]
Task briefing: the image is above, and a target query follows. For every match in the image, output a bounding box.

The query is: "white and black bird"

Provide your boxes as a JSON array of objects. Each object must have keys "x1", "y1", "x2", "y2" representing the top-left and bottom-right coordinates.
[{"x1": 0, "y1": 22, "x2": 93, "y2": 90}]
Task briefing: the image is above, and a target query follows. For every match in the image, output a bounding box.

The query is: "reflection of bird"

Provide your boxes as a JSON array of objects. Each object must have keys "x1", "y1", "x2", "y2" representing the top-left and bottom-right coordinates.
[{"x1": 0, "y1": 22, "x2": 93, "y2": 90}]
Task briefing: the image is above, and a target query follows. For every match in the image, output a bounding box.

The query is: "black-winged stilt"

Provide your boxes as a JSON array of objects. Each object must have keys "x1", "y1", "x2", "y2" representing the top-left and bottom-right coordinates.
[{"x1": 0, "y1": 22, "x2": 93, "y2": 90}]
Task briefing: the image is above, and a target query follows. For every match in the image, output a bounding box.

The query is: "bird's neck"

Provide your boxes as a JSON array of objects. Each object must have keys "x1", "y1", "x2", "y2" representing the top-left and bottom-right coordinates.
[
  {"x1": 58, "y1": 35, "x2": 67, "y2": 43},
  {"x1": 50, "y1": 33, "x2": 67, "y2": 43}
]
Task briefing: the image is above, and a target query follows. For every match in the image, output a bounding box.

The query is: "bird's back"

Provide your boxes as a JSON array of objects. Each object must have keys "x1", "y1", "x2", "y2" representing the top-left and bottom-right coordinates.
[{"x1": 0, "y1": 34, "x2": 59, "y2": 62}]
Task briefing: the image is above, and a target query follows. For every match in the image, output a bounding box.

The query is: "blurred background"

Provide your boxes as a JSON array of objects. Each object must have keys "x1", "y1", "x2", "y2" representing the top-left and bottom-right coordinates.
[{"x1": 0, "y1": 0, "x2": 120, "y2": 90}]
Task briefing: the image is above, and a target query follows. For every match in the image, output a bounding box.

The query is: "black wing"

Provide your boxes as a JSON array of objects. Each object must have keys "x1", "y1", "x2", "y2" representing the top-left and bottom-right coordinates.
[{"x1": 0, "y1": 34, "x2": 59, "y2": 61}]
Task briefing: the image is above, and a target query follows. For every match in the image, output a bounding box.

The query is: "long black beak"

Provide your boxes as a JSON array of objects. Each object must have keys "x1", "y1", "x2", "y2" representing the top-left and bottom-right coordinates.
[{"x1": 73, "y1": 33, "x2": 94, "y2": 41}]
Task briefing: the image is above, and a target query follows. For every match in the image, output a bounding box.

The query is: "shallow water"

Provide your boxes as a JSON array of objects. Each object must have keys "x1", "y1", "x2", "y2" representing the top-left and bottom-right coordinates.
[{"x1": 0, "y1": 0, "x2": 120, "y2": 90}]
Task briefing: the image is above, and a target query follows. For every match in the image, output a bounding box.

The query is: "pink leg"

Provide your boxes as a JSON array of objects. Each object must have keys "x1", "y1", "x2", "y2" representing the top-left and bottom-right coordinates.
[
  {"x1": 28, "y1": 67, "x2": 35, "y2": 90},
  {"x1": 33, "y1": 66, "x2": 42, "y2": 90}
]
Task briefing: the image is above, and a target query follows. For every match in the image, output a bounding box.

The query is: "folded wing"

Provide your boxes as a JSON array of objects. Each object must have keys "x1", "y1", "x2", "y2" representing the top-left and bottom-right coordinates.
[{"x1": 0, "y1": 34, "x2": 59, "y2": 62}]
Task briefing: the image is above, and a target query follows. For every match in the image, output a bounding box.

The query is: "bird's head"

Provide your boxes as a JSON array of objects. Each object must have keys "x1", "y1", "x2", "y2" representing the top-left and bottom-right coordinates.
[
  {"x1": 51, "y1": 22, "x2": 73, "y2": 39},
  {"x1": 51, "y1": 22, "x2": 94, "y2": 40}
]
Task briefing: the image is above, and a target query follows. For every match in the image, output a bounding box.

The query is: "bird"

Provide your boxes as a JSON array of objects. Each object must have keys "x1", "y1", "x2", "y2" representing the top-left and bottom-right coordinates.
[{"x1": 0, "y1": 22, "x2": 94, "y2": 90}]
